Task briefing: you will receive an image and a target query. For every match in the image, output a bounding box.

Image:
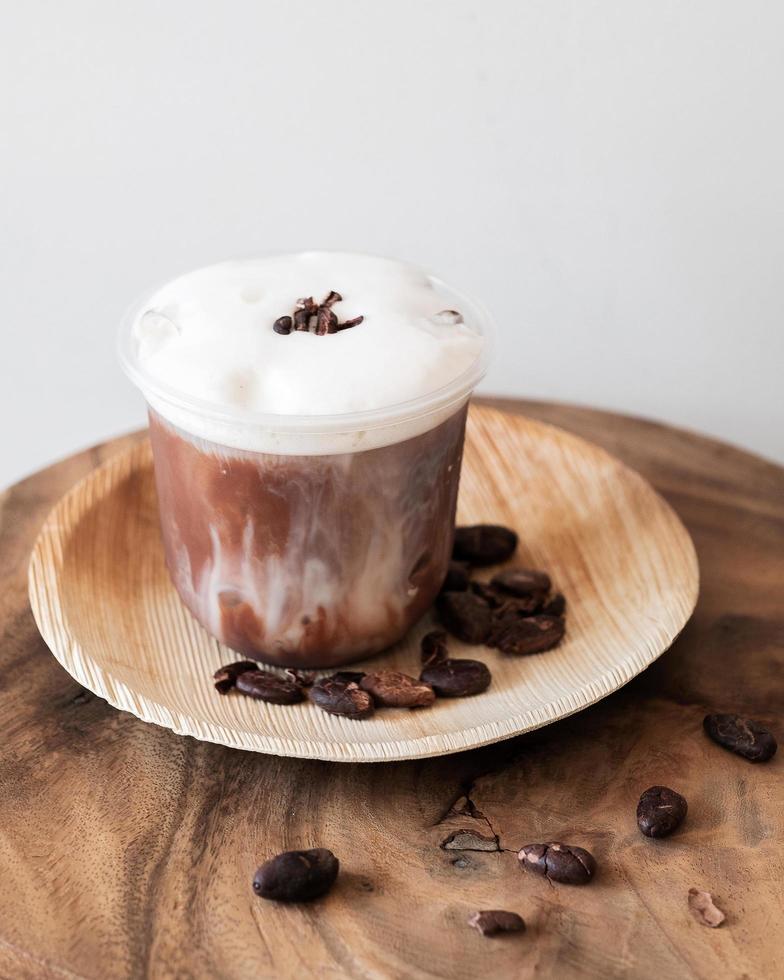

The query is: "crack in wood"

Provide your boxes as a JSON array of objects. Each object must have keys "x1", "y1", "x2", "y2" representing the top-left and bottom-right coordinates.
[
  {"x1": 440, "y1": 829, "x2": 500, "y2": 852},
  {"x1": 435, "y1": 776, "x2": 516, "y2": 853}
]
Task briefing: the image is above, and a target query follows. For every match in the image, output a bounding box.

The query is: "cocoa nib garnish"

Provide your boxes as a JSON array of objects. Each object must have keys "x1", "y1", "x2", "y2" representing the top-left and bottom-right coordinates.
[
  {"x1": 213, "y1": 660, "x2": 260, "y2": 694},
  {"x1": 275, "y1": 290, "x2": 363, "y2": 335},
  {"x1": 488, "y1": 613, "x2": 565, "y2": 656},
  {"x1": 421, "y1": 630, "x2": 449, "y2": 667},
  {"x1": 703, "y1": 713, "x2": 777, "y2": 762},
  {"x1": 310, "y1": 673, "x2": 374, "y2": 719},
  {"x1": 468, "y1": 910, "x2": 525, "y2": 937},
  {"x1": 437, "y1": 591, "x2": 492, "y2": 644},
  {"x1": 336, "y1": 315, "x2": 364, "y2": 330},
  {"x1": 315, "y1": 306, "x2": 338, "y2": 335},
  {"x1": 637, "y1": 786, "x2": 688, "y2": 838},
  {"x1": 518, "y1": 842, "x2": 596, "y2": 885},
  {"x1": 453, "y1": 524, "x2": 518, "y2": 566},
  {"x1": 360, "y1": 670, "x2": 435, "y2": 708},
  {"x1": 253, "y1": 848, "x2": 339, "y2": 903},
  {"x1": 235, "y1": 669, "x2": 305, "y2": 704},
  {"x1": 420, "y1": 658, "x2": 491, "y2": 697}
]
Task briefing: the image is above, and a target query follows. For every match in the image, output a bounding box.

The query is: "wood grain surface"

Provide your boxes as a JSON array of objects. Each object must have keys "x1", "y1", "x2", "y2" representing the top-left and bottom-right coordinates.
[
  {"x1": 1, "y1": 399, "x2": 782, "y2": 980},
  {"x1": 27, "y1": 405, "x2": 697, "y2": 762}
]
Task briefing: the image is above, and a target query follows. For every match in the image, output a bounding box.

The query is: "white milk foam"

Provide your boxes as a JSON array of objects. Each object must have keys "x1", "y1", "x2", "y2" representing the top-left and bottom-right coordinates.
[{"x1": 129, "y1": 252, "x2": 486, "y2": 454}]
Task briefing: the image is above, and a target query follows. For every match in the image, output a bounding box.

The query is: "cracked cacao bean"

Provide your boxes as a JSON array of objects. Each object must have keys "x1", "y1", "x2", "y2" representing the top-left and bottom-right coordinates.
[
  {"x1": 489, "y1": 613, "x2": 565, "y2": 656},
  {"x1": 518, "y1": 842, "x2": 596, "y2": 885},
  {"x1": 420, "y1": 658, "x2": 492, "y2": 697},
  {"x1": 235, "y1": 669, "x2": 305, "y2": 704},
  {"x1": 213, "y1": 660, "x2": 260, "y2": 694},
  {"x1": 437, "y1": 591, "x2": 492, "y2": 644},
  {"x1": 310, "y1": 674, "x2": 374, "y2": 719},
  {"x1": 637, "y1": 786, "x2": 688, "y2": 838},
  {"x1": 468, "y1": 910, "x2": 526, "y2": 937},
  {"x1": 703, "y1": 713, "x2": 777, "y2": 762},
  {"x1": 253, "y1": 848, "x2": 339, "y2": 902},
  {"x1": 359, "y1": 670, "x2": 435, "y2": 708},
  {"x1": 453, "y1": 524, "x2": 518, "y2": 566}
]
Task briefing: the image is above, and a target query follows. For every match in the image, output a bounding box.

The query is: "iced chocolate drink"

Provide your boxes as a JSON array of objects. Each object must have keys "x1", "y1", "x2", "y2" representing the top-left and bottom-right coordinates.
[{"x1": 119, "y1": 252, "x2": 492, "y2": 667}]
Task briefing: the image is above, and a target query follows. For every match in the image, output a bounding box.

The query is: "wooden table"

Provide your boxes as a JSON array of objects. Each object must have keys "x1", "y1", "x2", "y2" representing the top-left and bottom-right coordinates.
[{"x1": 1, "y1": 399, "x2": 782, "y2": 980}]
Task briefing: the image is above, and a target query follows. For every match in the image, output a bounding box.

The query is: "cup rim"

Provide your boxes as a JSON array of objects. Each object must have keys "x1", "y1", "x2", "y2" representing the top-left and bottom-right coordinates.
[{"x1": 117, "y1": 253, "x2": 495, "y2": 436}]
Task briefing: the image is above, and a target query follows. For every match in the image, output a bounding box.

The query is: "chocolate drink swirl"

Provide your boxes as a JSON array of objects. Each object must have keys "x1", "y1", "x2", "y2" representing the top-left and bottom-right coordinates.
[{"x1": 148, "y1": 407, "x2": 467, "y2": 667}]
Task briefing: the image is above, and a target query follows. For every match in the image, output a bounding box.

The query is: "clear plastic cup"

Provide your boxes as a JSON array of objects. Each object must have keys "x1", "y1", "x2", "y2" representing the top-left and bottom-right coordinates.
[{"x1": 118, "y1": 261, "x2": 494, "y2": 668}]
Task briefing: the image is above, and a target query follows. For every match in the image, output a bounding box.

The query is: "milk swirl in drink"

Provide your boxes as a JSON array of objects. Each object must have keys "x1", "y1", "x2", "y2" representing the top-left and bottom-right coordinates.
[{"x1": 119, "y1": 252, "x2": 492, "y2": 667}]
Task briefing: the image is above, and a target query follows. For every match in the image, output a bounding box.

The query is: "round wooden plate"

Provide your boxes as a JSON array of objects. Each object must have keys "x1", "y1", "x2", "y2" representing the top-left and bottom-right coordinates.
[{"x1": 28, "y1": 405, "x2": 698, "y2": 763}]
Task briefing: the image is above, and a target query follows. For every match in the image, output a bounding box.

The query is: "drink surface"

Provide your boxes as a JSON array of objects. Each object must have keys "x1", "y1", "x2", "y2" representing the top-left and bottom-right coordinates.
[{"x1": 127, "y1": 252, "x2": 487, "y2": 454}]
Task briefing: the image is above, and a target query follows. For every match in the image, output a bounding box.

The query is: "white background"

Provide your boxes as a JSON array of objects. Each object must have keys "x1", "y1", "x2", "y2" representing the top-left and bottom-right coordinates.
[{"x1": 2, "y1": 0, "x2": 783, "y2": 489}]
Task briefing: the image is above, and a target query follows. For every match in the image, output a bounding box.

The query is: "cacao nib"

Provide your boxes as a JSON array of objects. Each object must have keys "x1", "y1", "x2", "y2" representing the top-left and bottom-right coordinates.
[
  {"x1": 453, "y1": 525, "x2": 518, "y2": 566},
  {"x1": 468, "y1": 909, "x2": 525, "y2": 937},
  {"x1": 310, "y1": 674, "x2": 374, "y2": 719},
  {"x1": 489, "y1": 614, "x2": 565, "y2": 656},
  {"x1": 359, "y1": 670, "x2": 435, "y2": 708},
  {"x1": 636, "y1": 786, "x2": 688, "y2": 838},
  {"x1": 518, "y1": 842, "x2": 596, "y2": 885},
  {"x1": 315, "y1": 306, "x2": 338, "y2": 335},
  {"x1": 420, "y1": 658, "x2": 491, "y2": 697},
  {"x1": 213, "y1": 660, "x2": 261, "y2": 694},
  {"x1": 688, "y1": 888, "x2": 725, "y2": 927},
  {"x1": 235, "y1": 669, "x2": 305, "y2": 704},
  {"x1": 491, "y1": 567, "x2": 551, "y2": 598},
  {"x1": 437, "y1": 591, "x2": 492, "y2": 644},
  {"x1": 293, "y1": 308, "x2": 311, "y2": 331},
  {"x1": 279, "y1": 291, "x2": 363, "y2": 334},
  {"x1": 703, "y1": 713, "x2": 777, "y2": 762},
  {"x1": 253, "y1": 848, "x2": 339, "y2": 902}
]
